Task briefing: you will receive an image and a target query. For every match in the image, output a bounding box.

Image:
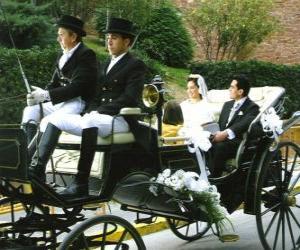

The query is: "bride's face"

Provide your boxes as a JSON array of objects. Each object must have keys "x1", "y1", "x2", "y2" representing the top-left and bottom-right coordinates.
[{"x1": 187, "y1": 81, "x2": 200, "y2": 100}]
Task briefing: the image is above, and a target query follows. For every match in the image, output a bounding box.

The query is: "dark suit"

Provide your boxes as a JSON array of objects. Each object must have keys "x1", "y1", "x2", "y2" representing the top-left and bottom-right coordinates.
[
  {"x1": 210, "y1": 97, "x2": 259, "y2": 177},
  {"x1": 46, "y1": 43, "x2": 98, "y2": 105},
  {"x1": 87, "y1": 52, "x2": 147, "y2": 145}
]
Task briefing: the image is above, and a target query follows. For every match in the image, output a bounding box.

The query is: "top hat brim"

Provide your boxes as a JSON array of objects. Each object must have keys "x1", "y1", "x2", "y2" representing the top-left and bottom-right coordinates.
[
  {"x1": 103, "y1": 28, "x2": 136, "y2": 37},
  {"x1": 57, "y1": 22, "x2": 86, "y2": 37}
]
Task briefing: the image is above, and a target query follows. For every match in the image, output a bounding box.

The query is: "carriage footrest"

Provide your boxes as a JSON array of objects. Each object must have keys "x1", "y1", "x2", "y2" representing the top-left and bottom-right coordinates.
[{"x1": 134, "y1": 213, "x2": 156, "y2": 224}]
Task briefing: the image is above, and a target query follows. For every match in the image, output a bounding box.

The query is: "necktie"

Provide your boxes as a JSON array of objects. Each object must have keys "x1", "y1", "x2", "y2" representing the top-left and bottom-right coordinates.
[{"x1": 227, "y1": 102, "x2": 240, "y2": 125}]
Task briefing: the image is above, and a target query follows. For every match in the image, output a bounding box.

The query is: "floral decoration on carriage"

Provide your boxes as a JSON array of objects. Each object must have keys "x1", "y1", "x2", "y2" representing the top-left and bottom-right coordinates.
[{"x1": 149, "y1": 168, "x2": 236, "y2": 240}]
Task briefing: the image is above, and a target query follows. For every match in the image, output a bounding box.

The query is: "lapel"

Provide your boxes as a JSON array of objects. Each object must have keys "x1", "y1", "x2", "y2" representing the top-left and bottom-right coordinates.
[
  {"x1": 227, "y1": 97, "x2": 250, "y2": 127},
  {"x1": 61, "y1": 43, "x2": 83, "y2": 73},
  {"x1": 105, "y1": 53, "x2": 131, "y2": 78},
  {"x1": 223, "y1": 101, "x2": 234, "y2": 126},
  {"x1": 104, "y1": 60, "x2": 110, "y2": 75}
]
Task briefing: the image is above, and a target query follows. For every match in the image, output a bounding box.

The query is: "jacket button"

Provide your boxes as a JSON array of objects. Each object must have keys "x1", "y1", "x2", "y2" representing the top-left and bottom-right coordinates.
[
  {"x1": 102, "y1": 98, "x2": 105, "y2": 101},
  {"x1": 109, "y1": 98, "x2": 112, "y2": 102},
  {"x1": 102, "y1": 87, "x2": 107, "y2": 90}
]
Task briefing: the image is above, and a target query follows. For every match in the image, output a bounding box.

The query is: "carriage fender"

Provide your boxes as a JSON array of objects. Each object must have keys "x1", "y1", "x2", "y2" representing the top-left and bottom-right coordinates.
[{"x1": 243, "y1": 137, "x2": 274, "y2": 214}]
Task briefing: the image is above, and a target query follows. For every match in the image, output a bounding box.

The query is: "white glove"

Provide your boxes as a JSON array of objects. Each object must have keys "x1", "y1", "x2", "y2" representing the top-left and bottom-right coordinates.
[
  {"x1": 26, "y1": 93, "x2": 37, "y2": 106},
  {"x1": 30, "y1": 86, "x2": 50, "y2": 103}
]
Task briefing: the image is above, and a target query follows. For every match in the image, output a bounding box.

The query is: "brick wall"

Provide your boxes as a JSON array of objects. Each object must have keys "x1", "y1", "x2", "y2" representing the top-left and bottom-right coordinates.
[
  {"x1": 250, "y1": 0, "x2": 300, "y2": 64},
  {"x1": 174, "y1": 0, "x2": 300, "y2": 65}
]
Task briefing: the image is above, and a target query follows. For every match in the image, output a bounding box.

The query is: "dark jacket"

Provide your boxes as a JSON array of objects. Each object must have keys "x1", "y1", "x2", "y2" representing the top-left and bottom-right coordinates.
[
  {"x1": 87, "y1": 52, "x2": 147, "y2": 145},
  {"x1": 46, "y1": 43, "x2": 98, "y2": 105},
  {"x1": 88, "y1": 53, "x2": 146, "y2": 115},
  {"x1": 218, "y1": 97, "x2": 259, "y2": 141}
]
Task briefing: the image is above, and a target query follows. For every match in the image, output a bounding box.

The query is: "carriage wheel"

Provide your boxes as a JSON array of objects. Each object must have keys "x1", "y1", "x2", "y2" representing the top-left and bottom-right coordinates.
[
  {"x1": 59, "y1": 215, "x2": 145, "y2": 250},
  {"x1": 255, "y1": 141, "x2": 300, "y2": 250},
  {"x1": 167, "y1": 218, "x2": 210, "y2": 241}
]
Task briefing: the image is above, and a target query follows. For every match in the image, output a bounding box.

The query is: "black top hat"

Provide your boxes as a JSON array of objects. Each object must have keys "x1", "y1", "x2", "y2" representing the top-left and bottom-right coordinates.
[
  {"x1": 103, "y1": 17, "x2": 136, "y2": 37},
  {"x1": 57, "y1": 15, "x2": 86, "y2": 37}
]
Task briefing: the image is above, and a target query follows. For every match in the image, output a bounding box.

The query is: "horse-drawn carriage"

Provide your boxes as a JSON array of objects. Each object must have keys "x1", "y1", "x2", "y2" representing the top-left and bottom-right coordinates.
[{"x1": 0, "y1": 76, "x2": 299, "y2": 249}]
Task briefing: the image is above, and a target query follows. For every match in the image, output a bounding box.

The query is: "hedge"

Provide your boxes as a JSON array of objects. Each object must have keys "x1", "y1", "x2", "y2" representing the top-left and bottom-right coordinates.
[
  {"x1": 0, "y1": 45, "x2": 58, "y2": 124},
  {"x1": 191, "y1": 60, "x2": 300, "y2": 118}
]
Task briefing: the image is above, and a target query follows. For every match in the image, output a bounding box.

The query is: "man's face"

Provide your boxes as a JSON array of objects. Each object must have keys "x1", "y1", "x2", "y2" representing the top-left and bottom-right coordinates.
[
  {"x1": 107, "y1": 33, "x2": 130, "y2": 56},
  {"x1": 229, "y1": 80, "x2": 243, "y2": 100},
  {"x1": 57, "y1": 27, "x2": 77, "y2": 51}
]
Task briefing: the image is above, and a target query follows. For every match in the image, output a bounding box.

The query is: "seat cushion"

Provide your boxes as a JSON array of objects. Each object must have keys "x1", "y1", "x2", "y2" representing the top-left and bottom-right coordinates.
[{"x1": 58, "y1": 131, "x2": 135, "y2": 145}]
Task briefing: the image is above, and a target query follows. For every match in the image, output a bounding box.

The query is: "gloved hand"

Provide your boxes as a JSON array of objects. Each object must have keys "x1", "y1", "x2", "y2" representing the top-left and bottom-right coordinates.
[
  {"x1": 26, "y1": 93, "x2": 37, "y2": 106},
  {"x1": 30, "y1": 86, "x2": 50, "y2": 104}
]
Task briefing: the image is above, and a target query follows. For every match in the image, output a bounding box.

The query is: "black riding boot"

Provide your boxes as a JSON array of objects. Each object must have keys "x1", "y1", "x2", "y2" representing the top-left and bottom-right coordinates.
[
  {"x1": 29, "y1": 123, "x2": 61, "y2": 183},
  {"x1": 59, "y1": 127, "x2": 98, "y2": 198},
  {"x1": 28, "y1": 131, "x2": 43, "y2": 162},
  {"x1": 22, "y1": 122, "x2": 37, "y2": 146}
]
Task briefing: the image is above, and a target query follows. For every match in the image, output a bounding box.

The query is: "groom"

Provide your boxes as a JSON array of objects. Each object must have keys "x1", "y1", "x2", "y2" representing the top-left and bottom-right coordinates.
[{"x1": 209, "y1": 74, "x2": 259, "y2": 178}]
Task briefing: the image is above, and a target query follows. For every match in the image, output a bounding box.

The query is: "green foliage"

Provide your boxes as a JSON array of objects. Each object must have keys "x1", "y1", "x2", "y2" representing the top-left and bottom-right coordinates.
[
  {"x1": 0, "y1": 0, "x2": 55, "y2": 49},
  {"x1": 0, "y1": 46, "x2": 58, "y2": 123},
  {"x1": 137, "y1": 6, "x2": 193, "y2": 67},
  {"x1": 49, "y1": 0, "x2": 99, "y2": 21},
  {"x1": 191, "y1": 60, "x2": 300, "y2": 117},
  {"x1": 131, "y1": 49, "x2": 166, "y2": 82},
  {"x1": 93, "y1": 0, "x2": 165, "y2": 39},
  {"x1": 185, "y1": 0, "x2": 278, "y2": 61}
]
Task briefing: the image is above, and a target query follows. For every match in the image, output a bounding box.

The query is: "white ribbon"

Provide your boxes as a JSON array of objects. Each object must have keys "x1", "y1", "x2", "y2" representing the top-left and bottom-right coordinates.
[
  {"x1": 260, "y1": 107, "x2": 283, "y2": 140},
  {"x1": 184, "y1": 128, "x2": 212, "y2": 181}
]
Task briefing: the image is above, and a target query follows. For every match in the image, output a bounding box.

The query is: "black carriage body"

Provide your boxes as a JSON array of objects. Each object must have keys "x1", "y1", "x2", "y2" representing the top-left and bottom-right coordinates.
[{"x1": 0, "y1": 128, "x2": 28, "y2": 181}]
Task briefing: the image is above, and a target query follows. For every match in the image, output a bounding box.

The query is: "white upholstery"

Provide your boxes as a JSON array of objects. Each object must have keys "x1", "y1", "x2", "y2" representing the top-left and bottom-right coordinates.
[
  {"x1": 119, "y1": 107, "x2": 141, "y2": 115},
  {"x1": 58, "y1": 131, "x2": 135, "y2": 146},
  {"x1": 46, "y1": 150, "x2": 105, "y2": 179},
  {"x1": 206, "y1": 86, "x2": 284, "y2": 121}
]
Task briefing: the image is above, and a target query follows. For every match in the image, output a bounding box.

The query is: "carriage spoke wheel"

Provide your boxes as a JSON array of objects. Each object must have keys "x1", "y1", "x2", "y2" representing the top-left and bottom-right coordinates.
[
  {"x1": 59, "y1": 215, "x2": 145, "y2": 250},
  {"x1": 167, "y1": 218, "x2": 210, "y2": 241},
  {"x1": 256, "y1": 141, "x2": 300, "y2": 250}
]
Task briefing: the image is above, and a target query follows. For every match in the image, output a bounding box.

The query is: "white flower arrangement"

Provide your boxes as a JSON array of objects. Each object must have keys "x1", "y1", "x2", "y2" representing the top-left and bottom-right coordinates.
[
  {"x1": 260, "y1": 107, "x2": 283, "y2": 137},
  {"x1": 149, "y1": 169, "x2": 230, "y2": 227}
]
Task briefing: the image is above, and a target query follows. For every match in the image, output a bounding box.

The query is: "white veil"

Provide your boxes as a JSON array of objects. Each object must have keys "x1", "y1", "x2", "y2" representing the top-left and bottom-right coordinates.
[{"x1": 189, "y1": 74, "x2": 208, "y2": 101}]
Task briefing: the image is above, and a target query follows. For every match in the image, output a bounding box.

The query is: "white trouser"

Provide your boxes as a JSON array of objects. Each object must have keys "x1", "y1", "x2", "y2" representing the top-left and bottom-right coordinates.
[
  {"x1": 49, "y1": 111, "x2": 130, "y2": 137},
  {"x1": 21, "y1": 97, "x2": 86, "y2": 132}
]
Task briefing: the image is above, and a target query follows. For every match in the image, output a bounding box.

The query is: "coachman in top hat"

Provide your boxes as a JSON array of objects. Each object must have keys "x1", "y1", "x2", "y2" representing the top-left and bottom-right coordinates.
[{"x1": 25, "y1": 15, "x2": 98, "y2": 181}]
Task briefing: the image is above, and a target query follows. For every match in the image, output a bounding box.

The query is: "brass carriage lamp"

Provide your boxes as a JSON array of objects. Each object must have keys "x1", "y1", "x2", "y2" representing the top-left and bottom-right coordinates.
[{"x1": 142, "y1": 75, "x2": 166, "y2": 136}]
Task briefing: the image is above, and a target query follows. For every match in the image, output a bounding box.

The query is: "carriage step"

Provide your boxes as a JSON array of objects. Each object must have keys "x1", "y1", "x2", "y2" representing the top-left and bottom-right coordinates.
[{"x1": 134, "y1": 214, "x2": 157, "y2": 224}]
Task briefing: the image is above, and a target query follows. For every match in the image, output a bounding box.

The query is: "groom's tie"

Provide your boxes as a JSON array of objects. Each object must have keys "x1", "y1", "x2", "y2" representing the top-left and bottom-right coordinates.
[{"x1": 227, "y1": 102, "x2": 240, "y2": 126}]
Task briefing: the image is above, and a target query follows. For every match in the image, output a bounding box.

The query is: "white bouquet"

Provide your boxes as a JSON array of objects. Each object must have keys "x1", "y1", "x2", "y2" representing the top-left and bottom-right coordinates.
[{"x1": 149, "y1": 169, "x2": 229, "y2": 225}]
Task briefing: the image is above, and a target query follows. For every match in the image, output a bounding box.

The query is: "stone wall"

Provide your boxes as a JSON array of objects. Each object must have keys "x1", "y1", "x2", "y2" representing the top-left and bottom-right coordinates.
[{"x1": 174, "y1": 0, "x2": 300, "y2": 65}]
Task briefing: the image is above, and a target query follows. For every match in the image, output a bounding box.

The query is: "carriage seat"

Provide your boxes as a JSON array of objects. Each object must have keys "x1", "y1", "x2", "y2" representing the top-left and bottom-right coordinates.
[
  {"x1": 47, "y1": 107, "x2": 142, "y2": 180},
  {"x1": 162, "y1": 86, "x2": 284, "y2": 145},
  {"x1": 206, "y1": 86, "x2": 285, "y2": 121},
  {"x1": 57, "y1": 107, "x2": 141, "y2": 147}
]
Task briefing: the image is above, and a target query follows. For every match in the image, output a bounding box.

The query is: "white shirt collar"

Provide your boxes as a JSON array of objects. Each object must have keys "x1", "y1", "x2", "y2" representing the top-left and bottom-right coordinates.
[
  {"x1": 63, "y1": 42, "x2": 81, "y2": 56},
  {"x1": 111, "y1": 52, "x2": 127, "y2": 62},
  {"x1": 59, "y1": 42, "x2": 81, "y2": 69},
  {"x1": 234, "y1": 96, "x2": 247, "y2": 108},
  {"x1": 106, "y1": 52, "x2": 127, "y2": 74}
]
